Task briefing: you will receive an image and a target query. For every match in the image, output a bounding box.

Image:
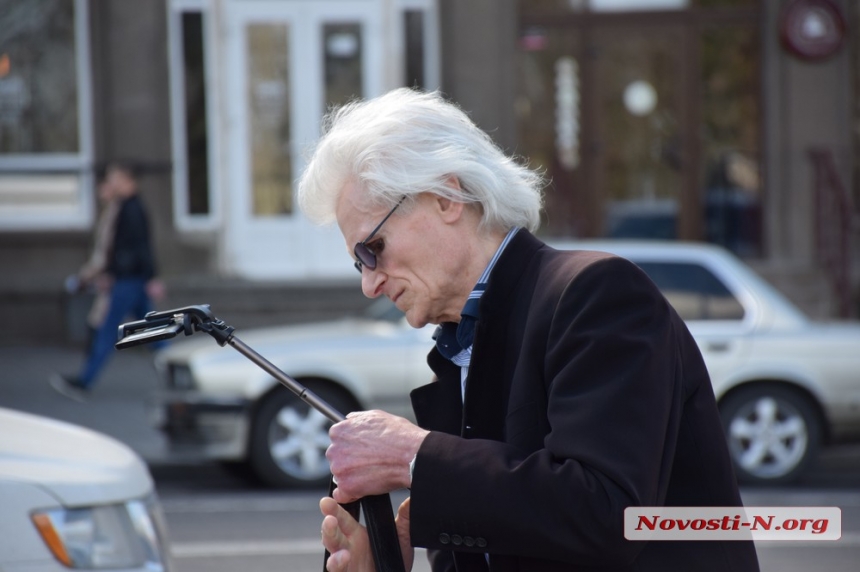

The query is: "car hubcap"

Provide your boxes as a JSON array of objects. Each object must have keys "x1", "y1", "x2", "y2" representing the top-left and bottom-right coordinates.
[
  {"x1": 268, "y1": 406, "x2": 332, "y2": 479},
  {"x1": 728, "y1": 396, "x2": 807, "y2": 479}
]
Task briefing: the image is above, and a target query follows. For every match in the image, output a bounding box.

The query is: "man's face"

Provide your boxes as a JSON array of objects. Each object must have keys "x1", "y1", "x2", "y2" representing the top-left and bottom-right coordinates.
[
  {"x1": 105, "y1": 167, "x2": 136, "y2": 198},
  {"x1": 335, "y1": 182, "x2": 468, "y2": 328},
  {"x1": 97, "y1": 178, "x2": 116, "y2": 203}
]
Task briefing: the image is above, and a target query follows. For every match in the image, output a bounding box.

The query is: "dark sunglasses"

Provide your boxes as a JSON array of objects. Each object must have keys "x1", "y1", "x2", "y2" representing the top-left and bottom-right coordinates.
[{"x1": 353, "y1": 196, "x2": 406, "y2": 273}]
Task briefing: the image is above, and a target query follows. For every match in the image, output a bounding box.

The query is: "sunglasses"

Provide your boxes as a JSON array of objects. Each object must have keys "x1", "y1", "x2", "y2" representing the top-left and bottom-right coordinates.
[{"x1": 353, "y1": 196, "x2": 406, "y2": 273}]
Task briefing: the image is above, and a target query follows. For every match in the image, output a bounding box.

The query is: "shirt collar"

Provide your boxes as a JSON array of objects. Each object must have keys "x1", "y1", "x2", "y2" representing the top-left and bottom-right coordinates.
[{"x1": 434, "y1": 227, "x2": 520, "y2": 362}]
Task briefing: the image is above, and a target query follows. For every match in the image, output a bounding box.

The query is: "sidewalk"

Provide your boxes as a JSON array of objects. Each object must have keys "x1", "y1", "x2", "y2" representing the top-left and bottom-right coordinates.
[{"x1": 1, "y1": 344, "x2": 170, "y2": 464}]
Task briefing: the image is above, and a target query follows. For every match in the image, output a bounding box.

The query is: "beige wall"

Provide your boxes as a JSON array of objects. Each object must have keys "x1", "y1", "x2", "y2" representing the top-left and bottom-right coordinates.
[
  {"x1": 763, "y1": 0, "x2": 855, "y2": 264},
  {"x1": 438, "y1": 0, "x2": 519, "y2": 153}
]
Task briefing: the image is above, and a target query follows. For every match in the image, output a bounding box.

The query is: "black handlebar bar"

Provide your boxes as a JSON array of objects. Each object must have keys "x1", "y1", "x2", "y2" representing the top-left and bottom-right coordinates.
[{"x1": 116, "y1": 305, "x2": 405, "y2": 572}]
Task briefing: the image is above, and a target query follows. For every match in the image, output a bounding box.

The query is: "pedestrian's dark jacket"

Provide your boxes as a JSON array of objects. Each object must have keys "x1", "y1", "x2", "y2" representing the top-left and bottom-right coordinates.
[
  {"x1": 408, "y1": 230, "x2": 760, "y2": 572},
  {"x1": 108, "y1": 194, "x2": 156, "y2": 280}
]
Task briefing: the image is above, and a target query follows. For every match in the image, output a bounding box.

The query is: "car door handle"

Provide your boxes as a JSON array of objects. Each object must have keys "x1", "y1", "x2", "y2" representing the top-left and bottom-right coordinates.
[{"x1": 705, "y1": 341, "x2": 731, "y2": 353}]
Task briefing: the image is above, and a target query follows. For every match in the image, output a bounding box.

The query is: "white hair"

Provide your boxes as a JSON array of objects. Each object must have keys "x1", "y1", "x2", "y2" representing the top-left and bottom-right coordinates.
[{"x1": 297, "y1": 88, "x2": 544, "y2": 233}]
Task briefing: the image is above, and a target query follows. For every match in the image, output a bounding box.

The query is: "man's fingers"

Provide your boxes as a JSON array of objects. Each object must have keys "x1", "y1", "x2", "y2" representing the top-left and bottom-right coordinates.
[
  {"x1": 330, "y1": 485, "x2": 360, "y2": 505},
  {"x1": 325, "y1": 549, "x2": 351, "y2": 572},
  {"x1": 395, "y1": 497, "x2": 411, "y2": 536},
  {"x1": 320, "y1": 497, "x2": 362, "y2": 536},
  {"x1": 394, "y1": 497, "x2": 415, "y2": 571},
  {"x1": 320, "y1": 496, "x2": 373, "y2": 572},
  {"x1": 321, "y1": 514, "x2": 344, "y2": 552},
  {"x1": 320, "y1": 496, "x2": 341, "y2": 517}
]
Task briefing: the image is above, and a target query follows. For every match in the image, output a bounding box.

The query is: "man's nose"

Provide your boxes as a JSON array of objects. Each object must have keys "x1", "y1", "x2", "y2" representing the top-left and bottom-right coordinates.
[{"x1": 360, "y1": 268, "x2": 385, "y2": 298}]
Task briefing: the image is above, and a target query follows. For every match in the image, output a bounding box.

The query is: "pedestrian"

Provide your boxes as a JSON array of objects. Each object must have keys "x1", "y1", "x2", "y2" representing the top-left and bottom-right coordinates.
[
  {"x1": 297, "y1": 88, "x2": 759, "y2": 571},
  {"x1": 64, "y1": 166, "x2": 126, "y2": 351},
  {"x1": 51, "y1": 160, "x2": 165, "y2": 401}
]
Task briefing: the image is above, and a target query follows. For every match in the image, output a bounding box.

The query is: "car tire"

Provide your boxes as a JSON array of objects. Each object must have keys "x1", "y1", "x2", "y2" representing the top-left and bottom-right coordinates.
[
  {"x1": 719, "y1": 385, "x2": 822, "y2": 484},
  {"x1": 249, "y1": 383, "x2": 356, "y2": 488}
]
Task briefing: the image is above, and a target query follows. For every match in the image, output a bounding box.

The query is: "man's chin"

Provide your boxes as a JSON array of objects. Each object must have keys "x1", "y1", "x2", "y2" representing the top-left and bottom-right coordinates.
[{"x1": 403, "y1": 311, "x2": 431, "y2": 330}]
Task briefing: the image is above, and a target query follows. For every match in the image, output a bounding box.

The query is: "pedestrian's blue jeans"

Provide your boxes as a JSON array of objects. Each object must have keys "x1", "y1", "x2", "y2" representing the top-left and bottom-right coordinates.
[{"x1": 78, "y1": 278, "x2": 161, "y2": 387}]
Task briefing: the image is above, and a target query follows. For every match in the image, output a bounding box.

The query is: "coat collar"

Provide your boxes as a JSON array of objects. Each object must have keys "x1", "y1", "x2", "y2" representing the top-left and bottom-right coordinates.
[{"x1": 415, "y1": 230, "x2": 547, "y2": 439}]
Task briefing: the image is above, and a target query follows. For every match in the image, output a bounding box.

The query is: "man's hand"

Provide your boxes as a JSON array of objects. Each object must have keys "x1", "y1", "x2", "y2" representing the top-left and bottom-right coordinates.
[
  {"x1": 321, "y1": 497, "x2": 372, "y2": 572},
  {"x1": 327, "y1": 410, "x2": 429, "y2": 503},
  {"x1": 146, "y1": 278, "x2": 166, "y2": 302},
  {"x1": 320, "y1": 496, "x2": 414, "y2": 572}
]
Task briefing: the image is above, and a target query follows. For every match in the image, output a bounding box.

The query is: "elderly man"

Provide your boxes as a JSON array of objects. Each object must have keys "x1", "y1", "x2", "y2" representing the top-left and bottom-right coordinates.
[{"x1": 298, "y1": 89, "x2": 759, "y2": 572}]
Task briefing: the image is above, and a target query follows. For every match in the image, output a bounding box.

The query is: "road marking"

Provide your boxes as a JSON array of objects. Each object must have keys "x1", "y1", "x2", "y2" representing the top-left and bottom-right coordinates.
[
  {"x1": 161, "y1": 496, "x2": 320, "y2": 514},
  {"x1": 171, "y1": 539, "x2": 322, "y2": 558},
  {"x1": 159, "y1": 490, "x2": 409, "y2": 513},
  {"x1": 170, "y1": 540, "x2": 431, "y2": 560},
  {"x1": 169, "y1": 532, "x2": 860, "y2": 560}
]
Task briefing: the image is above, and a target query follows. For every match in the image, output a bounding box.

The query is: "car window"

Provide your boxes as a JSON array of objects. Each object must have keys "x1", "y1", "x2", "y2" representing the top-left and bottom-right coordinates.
[{"x1": 635, "y1": 261, "x2": 745, "y2": 321}]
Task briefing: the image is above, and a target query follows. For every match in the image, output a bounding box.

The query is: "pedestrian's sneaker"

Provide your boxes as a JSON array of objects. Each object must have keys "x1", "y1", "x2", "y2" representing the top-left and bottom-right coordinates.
[{"x1": 49, "y1": 373, "x2": 89, "y2": 402}]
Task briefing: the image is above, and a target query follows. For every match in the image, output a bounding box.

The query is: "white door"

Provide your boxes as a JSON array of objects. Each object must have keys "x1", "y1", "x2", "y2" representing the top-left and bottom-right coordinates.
[{"x1": 222, "y1": 0, "x2": 383, "y2": 279}]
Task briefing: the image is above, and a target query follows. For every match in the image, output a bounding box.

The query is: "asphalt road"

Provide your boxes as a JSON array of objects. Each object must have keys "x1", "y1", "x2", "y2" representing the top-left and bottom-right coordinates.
[
  {"x1": 149, "y1": 461, "x2": 860, "y2": 572},
  {"x1": 3, "y1": 344, "x2": 860, "y2": 571}
]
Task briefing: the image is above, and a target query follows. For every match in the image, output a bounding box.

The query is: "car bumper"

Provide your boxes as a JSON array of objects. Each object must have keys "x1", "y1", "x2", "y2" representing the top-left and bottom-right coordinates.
[{"x1": 151, "y1": 393, "x2": 251, "y2": 461}]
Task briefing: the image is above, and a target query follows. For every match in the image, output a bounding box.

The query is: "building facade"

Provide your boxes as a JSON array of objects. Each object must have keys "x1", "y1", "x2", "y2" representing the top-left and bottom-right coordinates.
[{"x1": 0, "y1": 0, "x2": 856, "y2": 343}]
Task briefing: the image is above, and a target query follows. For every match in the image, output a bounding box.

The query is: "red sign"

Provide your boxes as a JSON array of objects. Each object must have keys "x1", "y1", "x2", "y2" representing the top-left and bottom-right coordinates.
[{"x1": 780, "y1": 0, "x2": 846, "y2": 61}]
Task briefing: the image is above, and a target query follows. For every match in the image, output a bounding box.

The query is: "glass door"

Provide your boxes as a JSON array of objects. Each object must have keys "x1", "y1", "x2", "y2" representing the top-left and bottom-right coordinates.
[
  {"x1": 517, "y1": 26, "x2": 584, "y2": 236},
  {"x1": 223, "y1": 0, "x2": 382, "y2": 279},
  {"x1": 592, "y1": 25, "x2": 688, "y2": 240},
  {"x1": 517, "y1": 23, "x2": 691, "y2": 240},
  {"x1": 518, "y1": 10, "x2": 762, "y2": 255}
]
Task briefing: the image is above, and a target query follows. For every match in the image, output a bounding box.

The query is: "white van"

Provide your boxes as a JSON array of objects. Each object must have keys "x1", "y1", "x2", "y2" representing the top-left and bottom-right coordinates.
[{"x1": 0, "y1": 407, "x2": 171, "y2": 572}]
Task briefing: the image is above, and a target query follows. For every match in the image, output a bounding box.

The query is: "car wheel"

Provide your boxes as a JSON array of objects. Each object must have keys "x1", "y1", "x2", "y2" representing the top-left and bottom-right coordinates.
[
  {"x1": 719, "y1": 385, "x2": 822, "y2": 484},
  {"x1": 249, "y1": 383, "x2": 356, "y2": 488}
]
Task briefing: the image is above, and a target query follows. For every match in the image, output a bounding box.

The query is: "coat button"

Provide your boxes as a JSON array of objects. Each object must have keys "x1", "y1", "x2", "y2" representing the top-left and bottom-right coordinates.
[
  {"x1": 438, "y1": 533, "x2": 450, "y2": 545},
  {"x1": 451, "y1": 534, "x2": 463, "y2": 546},
  {"x1": 464, "y1": 536, "x2": 476, "y2": 547},
  {"x1": 476, "y1": 537, "x2": 487, "y2": 548}
]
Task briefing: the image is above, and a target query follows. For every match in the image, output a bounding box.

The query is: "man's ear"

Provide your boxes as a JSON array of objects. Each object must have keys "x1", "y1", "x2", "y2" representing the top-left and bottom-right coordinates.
[
  {"x1": 435, "y1": 195, "x2": 464, "y2": 224},
  {"x1": 435, "y1": 176, "x2": 465, "y2": 224}
]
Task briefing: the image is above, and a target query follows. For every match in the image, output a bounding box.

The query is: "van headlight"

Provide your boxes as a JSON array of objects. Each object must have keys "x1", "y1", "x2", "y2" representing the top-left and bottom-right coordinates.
[{"x1": 31, "y1": 495, "x2": 170, "y2": 570}]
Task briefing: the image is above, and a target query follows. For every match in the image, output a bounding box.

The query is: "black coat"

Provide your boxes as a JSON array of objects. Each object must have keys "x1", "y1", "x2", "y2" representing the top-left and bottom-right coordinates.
[
  {"x1": 108, "y1": 194, "x2": 156, "y2": 280},
  {"x1": 408, "y1": 231, "x2": 759, "y2": 571}
]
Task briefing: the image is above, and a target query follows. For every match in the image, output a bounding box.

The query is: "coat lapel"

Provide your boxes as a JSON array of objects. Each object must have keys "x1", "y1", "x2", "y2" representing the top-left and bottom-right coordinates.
[
  {"x1": 411, "y1": 349, "x2": 463, "y2": 435},
  {"x1": 413, "y1": 231, "x2": 545, "y2": 441},
  {"x1": 462, "y1": 231, "x2": 543, "y2": 441}
]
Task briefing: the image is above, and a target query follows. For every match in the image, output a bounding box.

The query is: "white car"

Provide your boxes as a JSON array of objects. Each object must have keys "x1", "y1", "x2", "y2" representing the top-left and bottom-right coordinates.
[
  {"x1": 0, "y1": 407, "x2": 172, "y2": 572},
  {"x1": 152, "y1": 241, "x2": 860, "y2": 486}
]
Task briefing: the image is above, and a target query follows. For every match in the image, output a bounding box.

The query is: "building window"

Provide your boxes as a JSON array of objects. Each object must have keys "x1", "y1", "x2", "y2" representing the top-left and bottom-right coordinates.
[
  {"x1": 247, "y1": 23, "x2": 292, "y2": 216},
  {"x1": 323, "y1": 22, "x2": 364, "y2": 107},
  {"x1": 398, "y1": 1, "x2": 440, "y2": 92},
  {"x1": 404, "y1": 10, "x2": 425, "y2": 89},
  {"x1": 0, "y1": 0, "x2": 93, "y2": 230},
  {"x1": 701, "y1": 24, "x2": 762, "y2": 258},
  {"x1": 0, "y1": 2, "x2": 77, "y2": 154},
  {"x1": 168, "y1": 1, "x2": 218, "y2": 230},
  {"x1": 518, "y1": 1, "x2": 761, "y2": 256},
  {"x1": 181, "y1": 12, "x2": 211, "y2": 216}
]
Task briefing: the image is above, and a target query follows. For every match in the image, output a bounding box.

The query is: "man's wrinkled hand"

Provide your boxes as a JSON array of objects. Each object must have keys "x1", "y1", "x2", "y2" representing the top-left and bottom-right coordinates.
[{"x1": 326, "y1": 410, "x2": 428, "y2": 503}]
